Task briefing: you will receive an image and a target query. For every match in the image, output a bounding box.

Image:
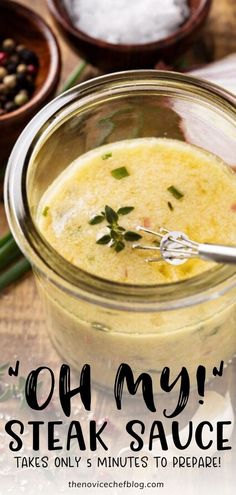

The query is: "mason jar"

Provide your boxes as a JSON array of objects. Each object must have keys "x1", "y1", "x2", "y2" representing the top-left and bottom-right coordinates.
[{"x1": 5, "y1": 71, "x2": 236, "y2": 391}]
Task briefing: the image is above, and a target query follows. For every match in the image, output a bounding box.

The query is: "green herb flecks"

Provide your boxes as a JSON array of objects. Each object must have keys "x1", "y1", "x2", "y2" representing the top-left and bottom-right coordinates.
[
  {"x1": 209, "y1": 326, "x2": 221, "y2": 337},
  {"x1": 167, "y1": 201, "x2": 174, "y2": 211},
  {"x1": 60, "y1": 60, "x2": 87, "y2": 93},
  {"x1": 124, "y1": 231, "x2": 142, "y2": 241},
  {"x1": 102, "y1": 152, "x2": 112, "y2": 160},
  {"x1": 89, "y1": 213, "x2": 105, "y2": 225},
  {"x1": 0, "y1": 258, "x2": 31, "y2": 292},
  {"x1": 167, "y1": 185, "x2": 184, "y2": 200},
  {"x1": 42, "y1": 206, "x2": 50, "y2": 217},
  {"x1": 117, "y1": 206, "x2": 134, "y2": 215},
  {"x1": 104, "y1": 205, "x2": 118, "y2": 224},
  {"x1": 96, "y1": 234, "x2": 111, "y2": 245},
  {"x1": 87, "y1": 256, "x2": 95, "y2": 263},
  {"x1": 111, "y1": 167, "x2": 129, "y2": 180},
  {"x1": 89, "y1": 205, "x2": 141, "y2": 253}
]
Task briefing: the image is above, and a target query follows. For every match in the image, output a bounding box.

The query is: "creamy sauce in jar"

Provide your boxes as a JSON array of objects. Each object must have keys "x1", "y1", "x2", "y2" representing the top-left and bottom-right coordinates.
[
  {"x1": 33, "y1": 138, "x2": 236, "y2": 389},
  {"x1": 37, "y1": 138, "x2": 236, "y2": 285}
]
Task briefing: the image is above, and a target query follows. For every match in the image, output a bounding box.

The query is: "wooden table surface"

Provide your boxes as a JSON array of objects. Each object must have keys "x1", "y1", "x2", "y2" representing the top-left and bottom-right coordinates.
[{"x1": 0, "y1": 0, "x2": 236, "y2": 387}]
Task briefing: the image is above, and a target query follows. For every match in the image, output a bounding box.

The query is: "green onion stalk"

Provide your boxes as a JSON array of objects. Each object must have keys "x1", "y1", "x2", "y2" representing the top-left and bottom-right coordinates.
[{"x1": 0, "y1": 60, "x2": 87, "y2": 292}]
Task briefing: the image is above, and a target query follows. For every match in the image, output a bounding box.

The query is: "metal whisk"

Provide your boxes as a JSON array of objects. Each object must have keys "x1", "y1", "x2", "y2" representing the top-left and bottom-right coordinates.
[{"x1": 132, "y1": 226, "x2": 236, "y2": 266}]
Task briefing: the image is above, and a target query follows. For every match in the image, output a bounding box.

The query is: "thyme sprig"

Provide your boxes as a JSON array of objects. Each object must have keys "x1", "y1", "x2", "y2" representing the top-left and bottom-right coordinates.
[{"x1": 89, "y1": 205, "x2": 142, "y2": 253}]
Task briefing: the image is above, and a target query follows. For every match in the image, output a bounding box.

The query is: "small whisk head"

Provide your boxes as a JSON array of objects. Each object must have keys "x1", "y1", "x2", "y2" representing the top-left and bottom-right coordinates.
[{"x1": 132, "y1": 226, "x2": 199, "y2": 265}]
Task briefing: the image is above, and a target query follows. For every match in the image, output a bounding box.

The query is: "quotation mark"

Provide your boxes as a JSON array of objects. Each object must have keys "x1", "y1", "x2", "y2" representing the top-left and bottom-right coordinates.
[
  {"x1": 8, "y1": 360, "x2": 19, "y2": 377},
  {"x1": 213, "y1": 360, "x2": 224, "y2": 377}
]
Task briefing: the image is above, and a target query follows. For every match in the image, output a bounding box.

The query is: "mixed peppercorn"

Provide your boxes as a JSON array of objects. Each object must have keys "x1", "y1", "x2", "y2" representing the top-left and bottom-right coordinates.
[{"x1": 0, "y1": 37, "x2": 39, "y2": 116}]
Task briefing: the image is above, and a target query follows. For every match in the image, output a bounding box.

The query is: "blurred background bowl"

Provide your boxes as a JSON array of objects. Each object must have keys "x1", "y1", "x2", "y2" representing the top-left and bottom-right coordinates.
[
  {"x1": 0, "y1": 0, "x2": 61, "y2": 169},
  {"x1": 48, "y1": 0, "x2": 212, "y2": 72}
]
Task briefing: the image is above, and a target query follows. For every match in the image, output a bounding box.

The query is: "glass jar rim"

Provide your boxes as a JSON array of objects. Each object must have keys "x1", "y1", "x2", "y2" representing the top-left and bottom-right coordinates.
[{"x1": 4, "y1": 70, "x2": 236, "y2": 312}]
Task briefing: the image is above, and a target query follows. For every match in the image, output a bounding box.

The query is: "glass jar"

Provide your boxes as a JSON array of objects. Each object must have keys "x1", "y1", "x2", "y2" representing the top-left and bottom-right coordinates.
[{"x1": 5, "y1": 71, "x2": 236, "y2": 391}]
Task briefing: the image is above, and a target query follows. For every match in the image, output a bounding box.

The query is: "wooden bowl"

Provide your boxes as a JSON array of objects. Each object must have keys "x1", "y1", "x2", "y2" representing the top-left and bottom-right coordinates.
[
  {"x1": 0, "y1": 0, "x2": 61, "y2": 169},
  {"x1": 48, "y1": 0, "x2": 212, "y2": 72}
]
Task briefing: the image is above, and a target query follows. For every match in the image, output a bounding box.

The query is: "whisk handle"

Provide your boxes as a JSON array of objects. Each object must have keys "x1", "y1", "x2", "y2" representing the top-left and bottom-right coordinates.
[{"x1": 199, "y1": 243, "x2": 236, "y2": 264}]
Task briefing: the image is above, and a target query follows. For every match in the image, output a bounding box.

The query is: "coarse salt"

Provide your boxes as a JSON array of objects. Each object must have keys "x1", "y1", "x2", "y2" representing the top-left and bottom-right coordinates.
[{"x1": 64, "y1": 0, "x2": 190, "y2": 45}]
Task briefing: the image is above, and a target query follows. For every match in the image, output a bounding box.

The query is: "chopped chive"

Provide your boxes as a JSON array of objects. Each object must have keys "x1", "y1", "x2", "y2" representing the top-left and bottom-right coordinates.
[
  {"x1": 0, "y1": 258, "x2": 31, "y2": 292},
  {"x1": 0, "y1": 232, "x2": 12, "y2": 248},
  {"x1": 111, "y1": 167, "x2": 129, "y2": 180},
  {"x1": 117, "y1": 206, "x2": 134, "y2": 215},
  {"x1": 42, "y1": 206, "x2": 50, "y2": 217},
  {"x1": 87, "y1": 256, "x2": 95, "y2": 262},
  {"x1": 102, "y1": 152, "x2": 112, "y2": 160},
  {"x1": 167, "y1": 186, "x2": 184, "y2": 200},
  {"x1": 0, "y1": 237, "x2": 22, "y2": 270},
  {"x1": 60, "y1": 60, "x2": 87, "y2": 93},
  {"x1": 209, "y1": 326, "x2": 220, "y2": 336},
  {"x1": 167, "y1": 201, "x2": 174, "y2": 211}
]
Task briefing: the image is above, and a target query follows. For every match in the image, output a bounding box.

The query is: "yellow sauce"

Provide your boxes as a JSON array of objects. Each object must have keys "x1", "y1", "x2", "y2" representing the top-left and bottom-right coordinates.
[
  {"x1": 37, "y1": 138, "x2": 236, "y2": 285},
  {"x1": 35, "y1": 138, "x2": 236, "y2": 389}
]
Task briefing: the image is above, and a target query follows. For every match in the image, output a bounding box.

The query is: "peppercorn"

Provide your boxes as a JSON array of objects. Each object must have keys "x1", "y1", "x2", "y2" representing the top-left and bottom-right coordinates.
[
  {"x1": 9, "y1": 54, "x2": 19, "y2": 64},
  {"x1": 0, "y1": 67, "x2": 7, "y2": 80},
  {"x1": 16, "y1": 72, "x2": 26, "y2": 87},
  {"x1": 3, "y1": 74, "x2": 17, "y2": 89},
  {"x1": 6, "y1": 62, "x2": 18, "y2": 74},
  {"x1": 18, "y1": 76, "x2": 33, "y2": 93},
  {"x1": 27, "y1": 64, "x2": 37, "y2": 75},
  {"x1": 2, "y1": 38, "x2": 15, "y2": 52},
  {"x1": 16, "y1": 63, "x2": 27, "y2": 74},
  {"x1": 18, "y1": 89, "x2": 28, "y2": 96},
  {"x1": 25, "y1": 74, "x2": 34, "y2": 91},
  {"x1": 19, "y1": 49, "x2": 38, "y2": 66},
  {"x1": 0, "y1": 37, "x2": 39, "y2": 117},
  {"x1": 0, "y1": 51, "x2": 8, "y2": 64},
  {"x1": 14, "y1": 90, "x2": 29, "y2": 106},
  {"x1": 16, "y1": 44, "x2": 26, "y2": 53}
]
